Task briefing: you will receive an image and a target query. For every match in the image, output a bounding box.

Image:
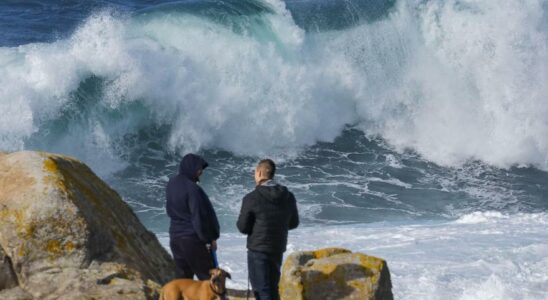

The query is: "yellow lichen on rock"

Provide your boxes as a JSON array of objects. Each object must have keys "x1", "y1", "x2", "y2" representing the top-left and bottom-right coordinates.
[
  {"x1": 279, "y1": 248, "x2": 393, "y2": 300},
  {"x1": 45, "y1": 240, "x2": 62, "y2": 257},
  {"x1": 64, "y1": 241, "x2": 76, "y2": 253},
  {"x1": 311, "y1": 247, "x2": 351, "y2": 259},
  {"x1": 43, "y1": 157, "x2": 59, "y2": 174},
  {"x1": 17, "y1": 244, "x2": 26, "y2": 257}
]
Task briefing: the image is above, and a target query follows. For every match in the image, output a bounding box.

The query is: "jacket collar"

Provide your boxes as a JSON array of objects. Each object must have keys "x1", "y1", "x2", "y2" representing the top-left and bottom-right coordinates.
[{"x1": 260, "y1": 179, "x2": 278, "y2": 187}]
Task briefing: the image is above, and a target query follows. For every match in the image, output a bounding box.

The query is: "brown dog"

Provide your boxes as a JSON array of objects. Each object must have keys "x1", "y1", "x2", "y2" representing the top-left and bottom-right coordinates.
[{"x1": 159, "y1": 268, "x2": 232, "y2": 300}]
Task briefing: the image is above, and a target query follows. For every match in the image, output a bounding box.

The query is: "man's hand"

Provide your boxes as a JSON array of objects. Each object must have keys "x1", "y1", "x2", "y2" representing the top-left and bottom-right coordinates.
[{"x1": 210, "y1": 240, "x2": 217, "y2": 252}]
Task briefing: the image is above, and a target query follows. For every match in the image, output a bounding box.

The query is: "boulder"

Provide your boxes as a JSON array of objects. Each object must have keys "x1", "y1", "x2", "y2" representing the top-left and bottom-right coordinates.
[
  {"x1": 0, "y1": 151, "x2": 175, "y2": 299},
  {"x1": 280, "y1": 248, "x2": 393, "y2": 300}
]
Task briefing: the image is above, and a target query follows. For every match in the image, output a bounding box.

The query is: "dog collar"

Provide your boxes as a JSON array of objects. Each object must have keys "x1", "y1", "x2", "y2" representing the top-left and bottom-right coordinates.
[{"x1": 210, "y1": 282, "x2": 226, "y2": 297}]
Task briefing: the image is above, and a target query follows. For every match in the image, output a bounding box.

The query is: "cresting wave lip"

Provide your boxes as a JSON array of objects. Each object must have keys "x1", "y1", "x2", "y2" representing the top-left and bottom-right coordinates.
[{"x1": 0, "y1": 0, "x2": 547, "y2": 172}]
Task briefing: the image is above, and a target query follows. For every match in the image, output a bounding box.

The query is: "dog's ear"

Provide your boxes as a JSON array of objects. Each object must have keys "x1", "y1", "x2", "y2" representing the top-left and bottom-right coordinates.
[{"x1": 225, "y1": 271, "x2": 232, "y2": 280}]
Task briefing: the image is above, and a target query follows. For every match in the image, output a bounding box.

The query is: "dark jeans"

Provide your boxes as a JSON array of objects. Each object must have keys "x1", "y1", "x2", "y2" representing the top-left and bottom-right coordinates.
[
  {"x1": 170, "y1": 237, "x2": 214, "y2": 280},
  {"x1": 248, "y1": 250, "x2": 283, "y2": 300}
]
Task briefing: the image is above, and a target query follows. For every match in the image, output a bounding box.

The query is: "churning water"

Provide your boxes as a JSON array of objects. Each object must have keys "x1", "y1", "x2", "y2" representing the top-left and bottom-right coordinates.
[{"x1": 1, "y1": 0, "x2": 547, "y2": 298}]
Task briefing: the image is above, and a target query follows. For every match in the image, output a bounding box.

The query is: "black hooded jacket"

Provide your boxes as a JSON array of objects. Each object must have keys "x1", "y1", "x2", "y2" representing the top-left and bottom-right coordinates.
[
  {"x1": 237, "y1": 182, "x2": 299, "y2": 254},
  {"x1": 166, "y1": 154, "x2": 220, "y2": 243}
]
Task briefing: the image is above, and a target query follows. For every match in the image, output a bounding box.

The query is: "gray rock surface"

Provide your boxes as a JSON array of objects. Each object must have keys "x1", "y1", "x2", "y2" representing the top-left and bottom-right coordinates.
[{"x1": 0, "y1": 151, "x2": 175, "y2": 299}]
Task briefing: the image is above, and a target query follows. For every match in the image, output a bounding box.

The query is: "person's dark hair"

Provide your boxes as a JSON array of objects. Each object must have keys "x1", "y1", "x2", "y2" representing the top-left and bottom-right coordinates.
[{"x1": 257, "y1": 159, "x2": 276, "y2": 179}]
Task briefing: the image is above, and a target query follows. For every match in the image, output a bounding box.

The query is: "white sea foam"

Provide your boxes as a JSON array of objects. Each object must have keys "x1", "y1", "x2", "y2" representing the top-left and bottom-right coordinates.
[
  {"x1": 0, "y1": 0, "x2": 547, "y2": 171},
  {"x1": 385, "y1": 154, "x2": 404, "y2": 169},
  {"x1": 158, "y1": 211, "x2": 548, "y2": 300},
  {"x1": 368, "y1": 176, "x2": 413, "y2": 189},
  {"x1": 455, "y1": 211, "x2": 507, "y2": 224}
]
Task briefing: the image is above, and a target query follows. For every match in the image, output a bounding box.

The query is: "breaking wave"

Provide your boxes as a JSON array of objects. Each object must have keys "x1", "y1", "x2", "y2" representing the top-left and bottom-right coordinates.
[{"x1": 0, "y1": 0, "x2": 547, "y2": 171}]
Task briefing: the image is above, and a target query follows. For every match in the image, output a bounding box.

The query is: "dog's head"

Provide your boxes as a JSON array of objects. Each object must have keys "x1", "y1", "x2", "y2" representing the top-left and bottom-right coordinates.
[{"x1": 209, "y1": 268, "x2": 231, "y2": 294}]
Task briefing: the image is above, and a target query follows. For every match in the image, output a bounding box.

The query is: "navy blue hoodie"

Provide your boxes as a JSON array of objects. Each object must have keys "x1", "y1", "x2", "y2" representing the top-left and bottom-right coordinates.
[{"x1": 166, "y1": 154, "x2": 220, "y2": 242}]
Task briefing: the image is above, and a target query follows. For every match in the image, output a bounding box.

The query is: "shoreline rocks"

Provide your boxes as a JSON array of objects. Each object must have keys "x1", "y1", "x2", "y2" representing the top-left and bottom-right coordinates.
[
  {"x1": 280, "y1": 248, "x2": 393, "y2": 300},
  {"x1": 0, "y1": 151, "x2": 175, "y2": 299}
]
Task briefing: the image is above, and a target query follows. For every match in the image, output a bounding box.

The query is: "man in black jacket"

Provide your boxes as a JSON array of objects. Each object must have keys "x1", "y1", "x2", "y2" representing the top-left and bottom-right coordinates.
[
  {"x1": 237, "y1": 159, "x2": 299, "y2": 300},
  {"x1": 166, "y1": 153, "x2": 220, "y2": 280}
]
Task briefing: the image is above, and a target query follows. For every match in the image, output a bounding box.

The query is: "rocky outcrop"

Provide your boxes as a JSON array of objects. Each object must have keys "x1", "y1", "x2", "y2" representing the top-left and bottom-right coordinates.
[
  {"x1": 279, "y1": 248, "x2": 393, "y2": 300},
  {"x1": 0, "y1": 151, "x2": 175, "y2": 299}
]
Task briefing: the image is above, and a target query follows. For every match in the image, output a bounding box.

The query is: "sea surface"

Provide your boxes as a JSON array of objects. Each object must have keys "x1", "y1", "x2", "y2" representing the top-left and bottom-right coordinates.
[{"x1": 1, "y1": 1, "x2": 547, "y2": 299}]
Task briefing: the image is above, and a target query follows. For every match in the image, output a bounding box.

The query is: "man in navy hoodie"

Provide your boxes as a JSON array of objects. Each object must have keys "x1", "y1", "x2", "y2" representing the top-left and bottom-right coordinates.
[
  {"x1": 237, "y1": 159, "x2": 299, "y2": 300},
  {"x1": 166, "y1": 153, "x2": 220, "y2": 280}
]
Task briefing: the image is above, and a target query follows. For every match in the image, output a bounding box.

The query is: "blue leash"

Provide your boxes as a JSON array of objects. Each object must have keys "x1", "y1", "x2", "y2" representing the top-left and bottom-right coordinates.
[{"x1": 211, "y1": 249, "x2": 219, "y2": 268}]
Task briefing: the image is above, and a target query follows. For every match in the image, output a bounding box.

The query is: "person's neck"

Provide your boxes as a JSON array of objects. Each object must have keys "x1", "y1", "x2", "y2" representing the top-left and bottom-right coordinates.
[
  {"x1": 256, "y1": 178, "x2": 269, "y2": 186},
  {"x1": 257, "y1": 178, "x2": 277, "y2": 187}
]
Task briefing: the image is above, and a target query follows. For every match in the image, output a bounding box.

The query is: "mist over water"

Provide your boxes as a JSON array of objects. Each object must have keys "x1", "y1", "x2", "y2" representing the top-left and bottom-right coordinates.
[{"x1": 1, "y1": 0, "x2": 547, "y2": 298}]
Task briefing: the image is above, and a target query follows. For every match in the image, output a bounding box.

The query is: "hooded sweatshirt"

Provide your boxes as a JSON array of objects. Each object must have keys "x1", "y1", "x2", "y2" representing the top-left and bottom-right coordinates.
[
  {"x1": 237, "y1": 180, "x2": 299, "y2": 254},
  {"x1": 166, "y1": 154, "x2": 220, "y2": 242}
]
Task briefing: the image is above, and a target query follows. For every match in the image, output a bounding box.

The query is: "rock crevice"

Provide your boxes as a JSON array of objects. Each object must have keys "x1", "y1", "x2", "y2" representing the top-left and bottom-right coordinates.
[{"x1": 0, "y1": 246, "x2": 19, "y2": 290}]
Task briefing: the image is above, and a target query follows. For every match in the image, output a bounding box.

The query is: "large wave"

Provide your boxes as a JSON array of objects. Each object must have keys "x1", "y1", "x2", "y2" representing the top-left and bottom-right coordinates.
[{"x1": 1, "y1": 0, "x2": 547, "y2": 170}]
